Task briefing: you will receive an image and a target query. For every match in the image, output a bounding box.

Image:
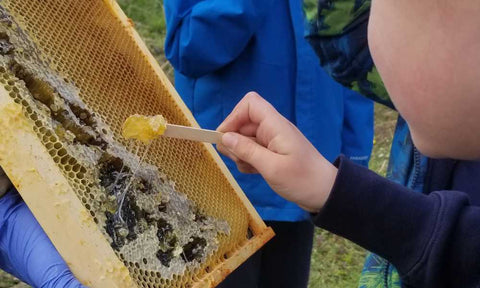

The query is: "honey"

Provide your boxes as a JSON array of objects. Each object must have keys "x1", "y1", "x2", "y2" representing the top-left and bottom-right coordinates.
[{"x1": 122, "y1": 114, "x2": 167, "y2": 143}]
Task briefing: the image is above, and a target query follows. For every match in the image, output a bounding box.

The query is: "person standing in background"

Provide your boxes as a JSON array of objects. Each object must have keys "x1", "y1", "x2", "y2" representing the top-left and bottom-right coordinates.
[{"x1": 163, "y1": 0, "x2": 374, "y2": 287}]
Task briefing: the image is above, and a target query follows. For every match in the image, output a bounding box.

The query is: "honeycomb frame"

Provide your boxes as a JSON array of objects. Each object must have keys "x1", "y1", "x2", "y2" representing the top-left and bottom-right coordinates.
[{"x1": 0, "y1": 1, "x2": 274, "y2": 287}]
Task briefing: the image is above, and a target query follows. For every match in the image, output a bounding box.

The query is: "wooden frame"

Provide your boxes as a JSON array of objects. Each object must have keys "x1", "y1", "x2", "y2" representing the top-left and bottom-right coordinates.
[{"x1": 0, "y1": 1, "x2": 275, "y2": 287}]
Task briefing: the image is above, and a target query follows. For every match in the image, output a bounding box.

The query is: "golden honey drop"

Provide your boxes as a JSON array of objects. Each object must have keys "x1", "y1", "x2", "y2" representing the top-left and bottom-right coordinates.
[{"x1": 122, "y1": 114, "x2": 167, "y2": 143}]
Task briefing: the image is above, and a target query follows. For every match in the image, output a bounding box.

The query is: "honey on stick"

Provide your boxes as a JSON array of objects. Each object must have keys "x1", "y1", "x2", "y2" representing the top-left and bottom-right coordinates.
[{"x1": 122, "y1": 115, "x2": 167, "y2": 143}]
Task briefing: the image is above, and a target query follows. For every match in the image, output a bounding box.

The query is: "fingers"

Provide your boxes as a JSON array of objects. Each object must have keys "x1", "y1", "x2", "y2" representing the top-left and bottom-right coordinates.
[
  {"x1": 238, "y1": 122, "x2": 259, "y2": 137},
  {"x1": 236, "y1": 161, "x2": 258, "y2": 174},
  {"x1": 217, "y1": 92, "x2": 277, "y2": 133},
  {"x1": 217, "y1": 143, "x2": 240, "y2": 163},
  {"x1": 217, "y1": 135, "x2": 259, "y2": 163},
  {"x1": 218, "y1": 140, "x2": 260, "y2": 174},
  {"x1": 221, "y1": 132, "x2": 279, "y2": 176}
]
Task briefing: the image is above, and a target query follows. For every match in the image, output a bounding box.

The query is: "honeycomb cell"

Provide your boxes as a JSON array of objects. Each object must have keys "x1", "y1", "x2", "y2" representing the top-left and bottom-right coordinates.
[{"x1": 0, "y1": 1, "x2": 256, "y2": 287}]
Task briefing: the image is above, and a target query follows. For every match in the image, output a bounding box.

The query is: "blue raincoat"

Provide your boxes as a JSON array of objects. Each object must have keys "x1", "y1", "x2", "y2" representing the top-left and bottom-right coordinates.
[{"x1": 164, "y1": 0, "x2": 374, "y2": 221}]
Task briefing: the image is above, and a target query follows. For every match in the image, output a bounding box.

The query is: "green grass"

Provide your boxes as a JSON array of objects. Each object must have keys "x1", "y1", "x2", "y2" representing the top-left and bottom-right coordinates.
[
  {"x1": 309, "y1": 230, "x2": 366, "y2": 287},
  {"x1": 117, "y1": 0, "x2": 174, "y2": 78},
  {"x1": 369, "y1": 104, "x2": 398, "y2": 178},
  {"x1": 120, "y1": 0, "x2": 166, "y2": 34},
  {"x1": 118, "y1": 0, "x2": 165, "y2": 50},
  {"x1": 0, "y1": 271, "x2": 19, "y2": 288},
  {"x1": 0, "y1": 2, "x2": 400, "y2": 287}
]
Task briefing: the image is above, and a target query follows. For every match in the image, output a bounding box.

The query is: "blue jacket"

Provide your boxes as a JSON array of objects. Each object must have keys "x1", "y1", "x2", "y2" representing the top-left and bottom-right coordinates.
[
  {"x1": 306, "y1": 1, "x2": 480, "y2": 287},
  {"x1": 164, "y1": 0, "x2": 374, "y2": 221}
]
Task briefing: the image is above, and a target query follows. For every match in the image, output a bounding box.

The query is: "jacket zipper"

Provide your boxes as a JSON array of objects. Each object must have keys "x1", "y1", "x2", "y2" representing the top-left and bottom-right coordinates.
[
  {"x1": 384, "y1": 261, "x2": 390, "y2": 288},
  {"x1": 383, "y1": 147, "x2": 421, "y2": 288},
  {"x1": 410, "y1": 147, "x2": 421, "y2": 190}
]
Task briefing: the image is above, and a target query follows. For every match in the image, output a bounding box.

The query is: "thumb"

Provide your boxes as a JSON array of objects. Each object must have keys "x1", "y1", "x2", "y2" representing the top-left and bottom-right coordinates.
[{"x1": 222, "y1": 132, "x2": 278, "y2": 175}]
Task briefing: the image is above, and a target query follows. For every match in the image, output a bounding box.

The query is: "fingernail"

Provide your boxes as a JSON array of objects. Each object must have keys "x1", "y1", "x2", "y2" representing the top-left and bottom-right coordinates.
[{"x1": 222, "y1": 133, "x2": 238, "y2": 150}]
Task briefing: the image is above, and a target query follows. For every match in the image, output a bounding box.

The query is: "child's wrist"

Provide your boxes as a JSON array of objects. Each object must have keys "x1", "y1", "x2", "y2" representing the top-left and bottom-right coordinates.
[
  {"x1": 301, "y1": 156, "x2": 338, "y2": 213},
  {"x1": 316, "y1": 161, "x2": 338, "y2": 211}
]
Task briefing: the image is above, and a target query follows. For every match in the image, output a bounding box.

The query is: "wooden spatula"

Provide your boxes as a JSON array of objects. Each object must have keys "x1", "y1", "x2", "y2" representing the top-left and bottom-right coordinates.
[
  {"x1": 164, "y1": 124, "x2": 223, "y2": 144},
  {"x1": 122, "y1": 114, "x2": 223, "y2": 144}
]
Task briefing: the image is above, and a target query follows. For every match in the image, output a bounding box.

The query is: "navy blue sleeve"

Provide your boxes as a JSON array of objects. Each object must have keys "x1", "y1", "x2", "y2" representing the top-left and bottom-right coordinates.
[
  {"x1": 164, "y1": 0, "x2": 274, "y2": 78},
  {"x1": 314, "y1": 156, "x2": 480, "y2": 287}
]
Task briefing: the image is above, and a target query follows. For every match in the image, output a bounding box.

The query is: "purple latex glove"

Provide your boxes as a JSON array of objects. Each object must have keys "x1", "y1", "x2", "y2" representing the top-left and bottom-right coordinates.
[{"x1": 0, "y1": 189, "x2": 86, "y2": 288}]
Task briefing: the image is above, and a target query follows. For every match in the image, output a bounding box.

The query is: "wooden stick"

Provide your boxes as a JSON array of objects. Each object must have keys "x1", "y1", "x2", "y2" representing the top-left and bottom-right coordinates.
[{"x1": 164, "y1": 124, "x2": 224, "y2": 144}]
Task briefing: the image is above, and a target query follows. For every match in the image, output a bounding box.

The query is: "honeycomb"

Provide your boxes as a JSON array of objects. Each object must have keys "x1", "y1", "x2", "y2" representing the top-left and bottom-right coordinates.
[{"x1": 0, "y1": 1, "x2": 273, "y2": 287}]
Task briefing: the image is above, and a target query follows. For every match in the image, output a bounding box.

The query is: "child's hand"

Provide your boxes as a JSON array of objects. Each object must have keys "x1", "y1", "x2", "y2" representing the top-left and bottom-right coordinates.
[{"x1": 217, "y1": 92, "x2": 338, "y2": 213}]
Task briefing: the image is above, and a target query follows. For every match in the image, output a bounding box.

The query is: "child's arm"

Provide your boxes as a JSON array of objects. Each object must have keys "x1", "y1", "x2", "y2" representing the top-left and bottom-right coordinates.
[
  {"x1": 315, "y1": 155, "x2": 477, "y2": 288},
  {"x1": 163, "y1": 0, "x2": 275, "y2": 78},
  {"x1": 218, "y1": 93, "x2": 480, "y2": 287}
]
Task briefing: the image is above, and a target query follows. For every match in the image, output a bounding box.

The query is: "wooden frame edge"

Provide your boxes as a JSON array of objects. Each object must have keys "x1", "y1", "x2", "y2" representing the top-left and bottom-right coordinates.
[
  {"x1": 0, "y1": 88, "x2": 137, "y2": 288},
  {"x1": 193, "y1": 227, "x2": 275, "y2": 288}
]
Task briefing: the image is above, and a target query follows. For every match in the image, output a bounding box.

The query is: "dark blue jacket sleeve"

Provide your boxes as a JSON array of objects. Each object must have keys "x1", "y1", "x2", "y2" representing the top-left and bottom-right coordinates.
[
  {"x1": 314, "y1": 156, "x2": 480, "y2": 287},
  {"x1": 164, "y1": 0, "x2": 275, "y2": 78}
]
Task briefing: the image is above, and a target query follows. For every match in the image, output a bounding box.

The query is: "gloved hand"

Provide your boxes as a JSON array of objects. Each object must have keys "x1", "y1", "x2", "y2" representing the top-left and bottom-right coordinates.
[{"x1": 0, "y1": 188, "x2": 87, "y2": 288}]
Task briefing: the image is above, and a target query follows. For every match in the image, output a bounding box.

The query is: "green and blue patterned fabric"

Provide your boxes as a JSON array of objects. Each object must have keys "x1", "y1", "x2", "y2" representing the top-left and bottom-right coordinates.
[
  {"x1": 303, "y1": 1, "x2": 431, "y2": 287},
  {"x1": 304, "y1": 0, "x2": 391, "y2": 108}
]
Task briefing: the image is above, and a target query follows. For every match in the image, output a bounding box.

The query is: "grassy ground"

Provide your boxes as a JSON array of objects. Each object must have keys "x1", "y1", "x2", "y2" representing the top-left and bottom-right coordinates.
[
  {"x1": 369, "y1": 105, "x2": 398, "y2": 178},
  {"x1": 0, "y1": 2, "x2": 399, "y2": 287},
  {"x1": 117, "y1": 0, "x2": 174, "y2": 80},
  {"x1": 0, "y1": 271, "x2": 19, "y2": 288}
]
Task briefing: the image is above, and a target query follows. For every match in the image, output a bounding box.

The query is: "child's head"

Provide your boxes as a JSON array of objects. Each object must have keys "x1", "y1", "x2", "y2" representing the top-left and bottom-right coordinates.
[{"x1": 369, "y1": 1, "x2": 480, "y2": 160}]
